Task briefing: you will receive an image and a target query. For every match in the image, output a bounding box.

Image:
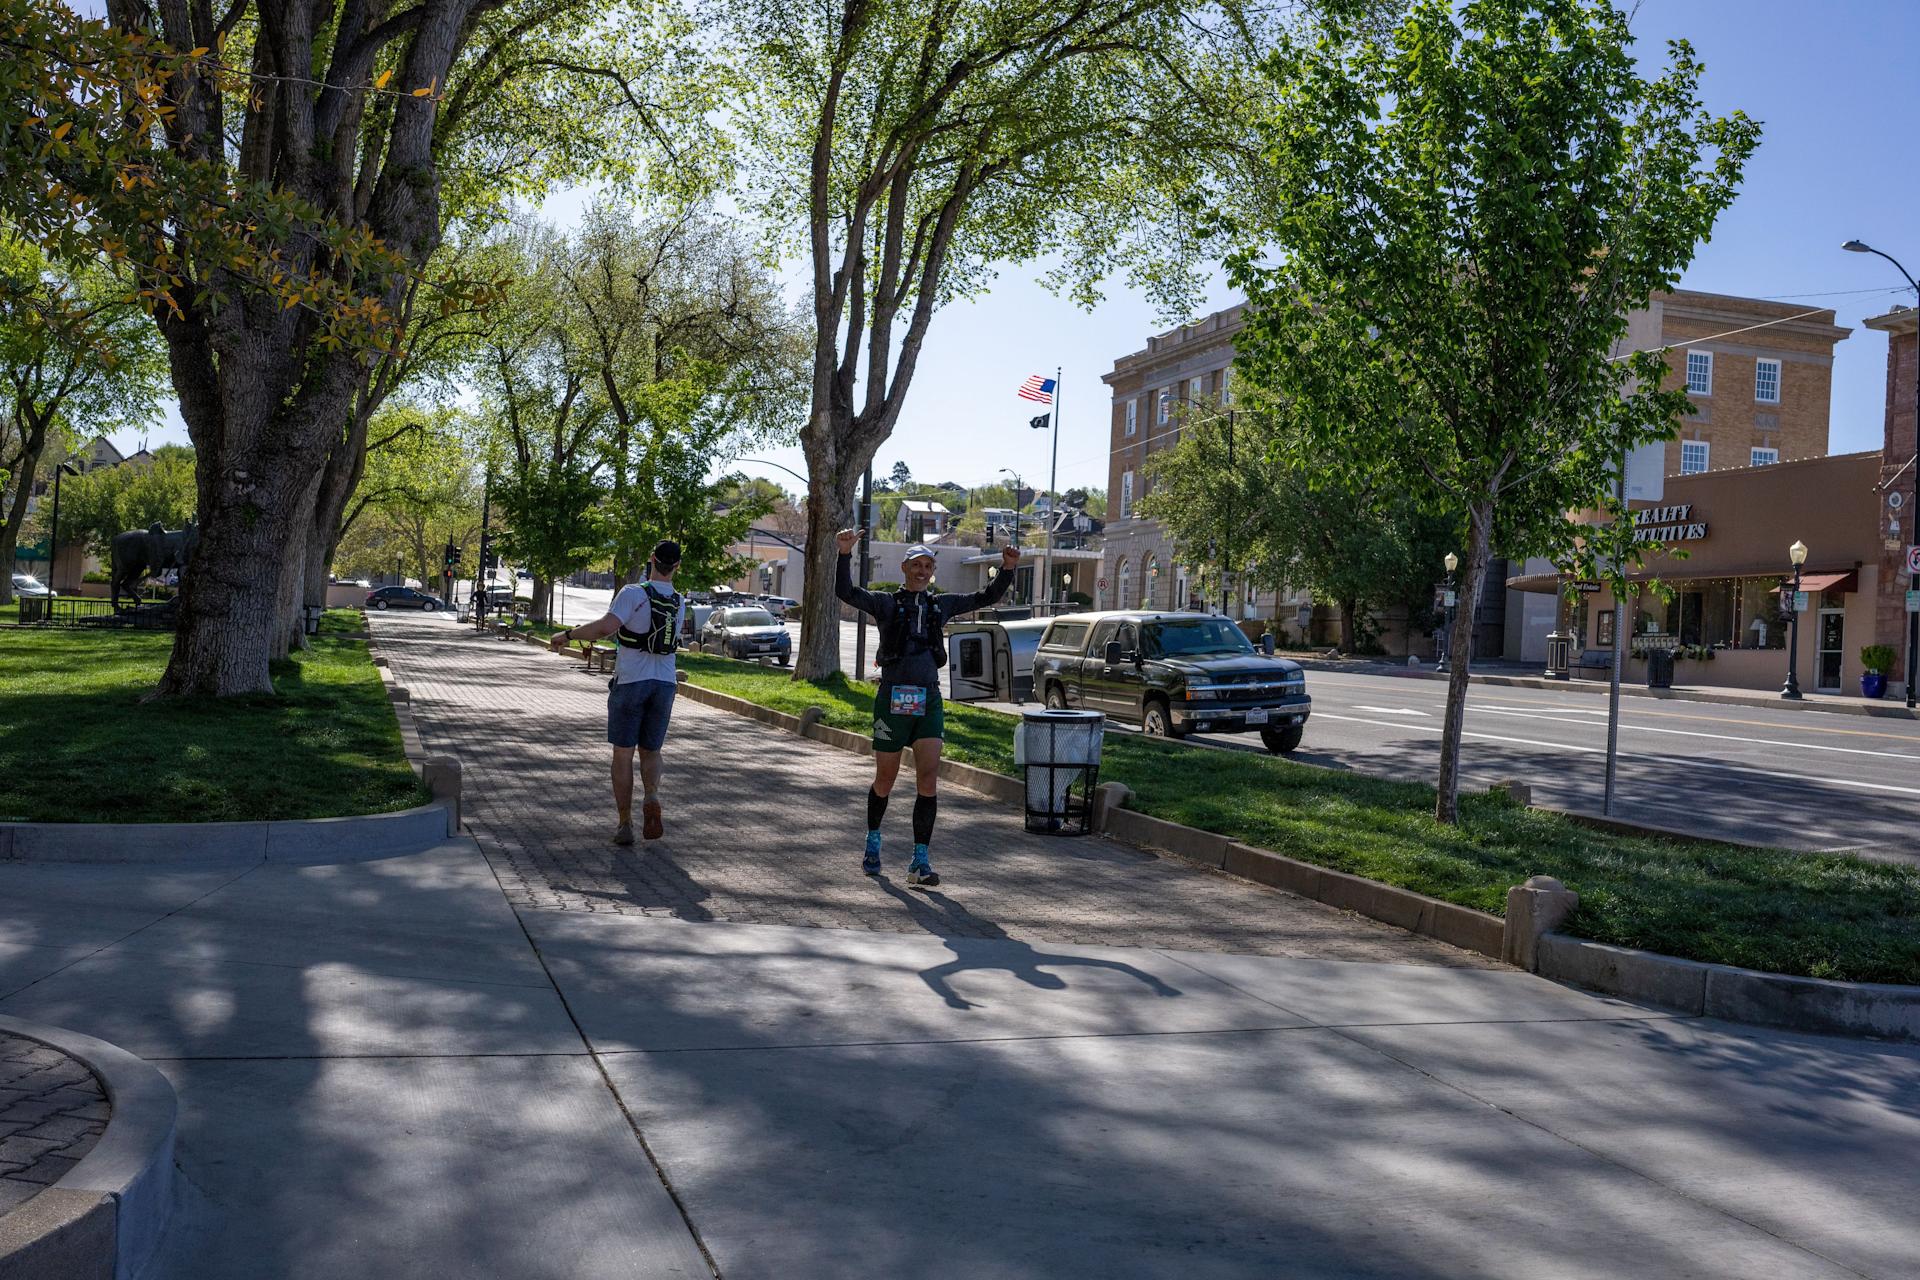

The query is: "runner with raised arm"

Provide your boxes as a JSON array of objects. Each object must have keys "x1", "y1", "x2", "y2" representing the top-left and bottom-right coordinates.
[{"x1": 835, "y1": 529, "x2": 1019, "y2": 884}]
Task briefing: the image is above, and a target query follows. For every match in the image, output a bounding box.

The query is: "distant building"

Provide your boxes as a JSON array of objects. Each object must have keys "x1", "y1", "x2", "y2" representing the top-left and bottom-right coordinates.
[{"x1": 895, "y1": 499, "x2": 951, "y2": 541}]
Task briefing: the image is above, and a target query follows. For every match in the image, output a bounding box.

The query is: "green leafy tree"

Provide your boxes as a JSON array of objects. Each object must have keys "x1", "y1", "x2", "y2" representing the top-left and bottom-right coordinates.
[
  {"x1": 1141, "y1": 408, "x2": 1459, "y2": 650},
  {"x1": 51, "y1": 444, "x2": 198, "y2": 556},
  {"x1": 492, "y1": 460, "x2": 606, "y2": 617},
  {"x1": 329, "y1": 412, "x2": 482, "y2": 590},
  {"x1": 0, "y1": 0, "x2": 715, "y2": 693},
  {"x1": 0, "y1": 236, "x2": 164, "y2": 601},
  {"x1": 1226, "y1": 0, "x2": 1756, "y2": 820},
  {"x1": 718, "y1": 0, "x2": 1291, "y2": 677}
]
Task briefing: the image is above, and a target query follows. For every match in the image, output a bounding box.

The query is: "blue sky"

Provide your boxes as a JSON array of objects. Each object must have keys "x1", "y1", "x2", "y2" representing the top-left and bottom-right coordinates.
[{"x1": 113, "y1": 0, "x2": 1920, "y2": 500}]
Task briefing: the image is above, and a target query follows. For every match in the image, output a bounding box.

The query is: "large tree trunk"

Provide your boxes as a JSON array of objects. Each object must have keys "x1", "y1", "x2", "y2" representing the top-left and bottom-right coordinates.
[
  {"x1": 530, "y1": 577, "x2": 552, "y2": 623},
  {"x1": 1338, "y1": 599, "x2": 1357, "y2": 653},
  {"x1": 792, "y1": 422, "x2": 861, "y2": 680},
  {"x1": 0, "y1": 412, "x2": 54, "y2": 607},
  {"x1": 1434, "y1": 501, "x2": 1494, "y2": 824},
  {"x1": 271, "y1": 472, "x2": 326, "y2": 659}
]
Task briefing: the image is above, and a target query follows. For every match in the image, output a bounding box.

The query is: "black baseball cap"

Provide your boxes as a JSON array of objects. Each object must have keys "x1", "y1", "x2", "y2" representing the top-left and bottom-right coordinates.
[{"x1": 651, "y1": 540, "x2": 682, "y2": 569}]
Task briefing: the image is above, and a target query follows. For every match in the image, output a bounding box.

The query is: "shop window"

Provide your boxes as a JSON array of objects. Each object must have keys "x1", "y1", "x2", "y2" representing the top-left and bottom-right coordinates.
[
  {"x1": 1685, "y1": 350, "x2": 1713, "y2": 395},
  {"x1": 1596, "y1": 609, "x2": 1614, "y2": 647},
  {"x1": 1750, "y1": 447, "x2": 1778, "y2": 467},
  {"x1": 1755, "y1": 359, "x2": 1780, "y2": 404},
  {"x1": 1738, "y1": 577, "x2": 1788, "y2": 649},
  {"x1": 1681, "y1": 441, "x2": 1709, "y2": 475}
]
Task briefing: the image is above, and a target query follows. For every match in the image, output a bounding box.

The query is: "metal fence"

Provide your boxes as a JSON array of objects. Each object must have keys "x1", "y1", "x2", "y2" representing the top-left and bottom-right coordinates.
[{"x1": 17, "y1": 595, "x2": 177, "y2": 630}]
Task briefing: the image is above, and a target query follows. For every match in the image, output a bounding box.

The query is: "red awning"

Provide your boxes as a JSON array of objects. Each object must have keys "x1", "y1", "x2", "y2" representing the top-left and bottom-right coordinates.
[{"x1": 1788, "y1": 571, "x2": 1858, "y2": 594}]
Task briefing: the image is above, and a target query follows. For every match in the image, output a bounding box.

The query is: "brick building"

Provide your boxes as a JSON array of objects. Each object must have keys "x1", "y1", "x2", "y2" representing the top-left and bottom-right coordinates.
[
  {"x1": 1094, "y1": 290, "x2": 1852, "y2": 656},
  {"x1": 1866, "y1": 304, "x2": 1919, "y2": 690}
]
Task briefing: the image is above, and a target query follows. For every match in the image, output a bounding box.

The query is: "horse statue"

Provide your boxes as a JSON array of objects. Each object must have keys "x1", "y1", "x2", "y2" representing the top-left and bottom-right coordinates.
[{"x1": 110, "y1": 522, "x2": 198, "y2": 612}]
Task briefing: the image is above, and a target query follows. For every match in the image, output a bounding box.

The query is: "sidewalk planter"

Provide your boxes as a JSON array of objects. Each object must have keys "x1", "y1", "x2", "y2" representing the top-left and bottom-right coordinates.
[
  {"x1": 1859, "y1": 645, "x2": 1894, "y2": 699},
  {"x1": 1862, "y1": 673, "x2": 1887, "y2": 699}
]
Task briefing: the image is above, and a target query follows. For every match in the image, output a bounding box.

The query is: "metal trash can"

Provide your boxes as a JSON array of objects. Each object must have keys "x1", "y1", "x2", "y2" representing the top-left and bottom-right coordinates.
[
  {"x1": 1014, "y1": 709, "x2": 1104, "y2": 835},
  {"x1": 1646, "y1": 647, "x2": 1674, "y2": 689},
  {"x1": 1543, "y1": 631, "x2": 1572, "y2": 681}
]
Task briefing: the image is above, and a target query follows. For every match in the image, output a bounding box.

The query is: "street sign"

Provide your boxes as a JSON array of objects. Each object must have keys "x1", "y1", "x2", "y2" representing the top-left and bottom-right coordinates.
[
  {"x1": 1907, "y1": 590, "x2": 1920, "y2": 614},
  {"x1": 1906, "y1": 545, "x2": 1920, "y2": 575},
  {"x1": 1793, "y1": 591, "x2": 1810, "y2": 613},
  {"x1": 1442, "y1": 590, "x2": 1457, "y2": 608},
  {"x1": 1097, "y1": 576, "x2": 1108, "y2": 590}
]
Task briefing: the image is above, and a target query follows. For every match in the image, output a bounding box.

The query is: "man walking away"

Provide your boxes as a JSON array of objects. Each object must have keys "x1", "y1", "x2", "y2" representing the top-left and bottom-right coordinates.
[
  {"x1": 549, "y1": 540, "x2": 686, "y2": 845},
  {"x1": 835, "y1": 530, "x2": 1019, "y2": 885}
]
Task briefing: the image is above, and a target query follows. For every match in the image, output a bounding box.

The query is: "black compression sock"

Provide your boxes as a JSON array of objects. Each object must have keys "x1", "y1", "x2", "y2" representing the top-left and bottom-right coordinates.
[
  {"x1": 912, "y1": 793, "x2": 937, "y2": 847},
  {"x1": 867, "y1": 788, "x2": 889, "y2": 832}
]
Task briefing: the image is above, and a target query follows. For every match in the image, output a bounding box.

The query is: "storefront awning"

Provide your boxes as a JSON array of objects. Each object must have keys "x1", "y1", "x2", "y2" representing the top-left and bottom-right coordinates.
[
  {"x1": 1507, "y1": 568, "x2": 1861, "y2": 596},
  {"x1": 1793, "y1": 570, "x2": 1858, "y2": 595}
]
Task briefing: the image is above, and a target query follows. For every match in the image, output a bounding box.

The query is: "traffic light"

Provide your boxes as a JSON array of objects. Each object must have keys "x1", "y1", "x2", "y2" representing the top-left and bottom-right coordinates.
[
  {"x1": 984, "y1": 522, "x2": 994, "y2": 546},
  {"x1": 443, "y1": 541, "x2": 460, "y2": 573}
]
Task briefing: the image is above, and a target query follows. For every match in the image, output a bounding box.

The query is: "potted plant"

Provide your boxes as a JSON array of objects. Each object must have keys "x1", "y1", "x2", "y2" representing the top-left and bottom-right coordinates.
[
  {"x1": 1860, "y1": 645, "x2": 1895, "y2": 699},
  {"x1": 1859, "y1": 646, "x2": 1895, "y2": 698}
]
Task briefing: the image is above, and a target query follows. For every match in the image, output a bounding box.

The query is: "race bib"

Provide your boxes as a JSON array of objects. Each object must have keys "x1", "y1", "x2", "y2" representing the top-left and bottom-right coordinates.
[{"x1": 889, "y1": 685, "x2": 928, "y2": 716}]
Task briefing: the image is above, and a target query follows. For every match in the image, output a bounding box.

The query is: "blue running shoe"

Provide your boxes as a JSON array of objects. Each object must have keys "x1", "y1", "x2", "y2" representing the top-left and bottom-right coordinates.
[
  {"x1": 862, "y1": 830, "x2": 883, "y2": 876},
  {"x1": 907, "y1": 845, "x2": 939, "y2": 887}
]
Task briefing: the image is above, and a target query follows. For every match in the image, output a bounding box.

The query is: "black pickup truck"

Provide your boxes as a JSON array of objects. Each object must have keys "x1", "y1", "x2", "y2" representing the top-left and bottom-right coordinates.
[{"x1": 1030, "y1": 611, "x2": 1311, "y2": 753}]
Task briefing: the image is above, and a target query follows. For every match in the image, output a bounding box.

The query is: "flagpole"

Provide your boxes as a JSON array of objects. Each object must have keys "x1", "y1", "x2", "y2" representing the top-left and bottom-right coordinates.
[{"x1": 1042, "y1": 366, "x2": 1060, "y2": 616}]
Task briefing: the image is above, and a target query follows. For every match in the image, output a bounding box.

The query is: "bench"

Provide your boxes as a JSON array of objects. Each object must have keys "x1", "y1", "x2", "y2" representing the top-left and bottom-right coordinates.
[{"x1": 1571, "y1": 649, "x2": 1614, "y2": 677}]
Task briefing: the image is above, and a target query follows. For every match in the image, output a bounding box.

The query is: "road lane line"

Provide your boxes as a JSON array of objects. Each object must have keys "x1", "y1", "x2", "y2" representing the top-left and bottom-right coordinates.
[
  {"x1": 1312, "y1": 713, "x2": 1920, "y2": 799},
  {"x1": 1470, "y1": 706, "x2": 1920, "y2": 763},
  {"x1": 1353, "y1": 705, "x2": 1431, "y2": 716}
]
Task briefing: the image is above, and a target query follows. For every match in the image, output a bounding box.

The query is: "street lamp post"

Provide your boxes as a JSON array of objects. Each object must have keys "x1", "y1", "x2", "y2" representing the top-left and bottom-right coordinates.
[
  {"x1": 1438, "y1": 551, "x2": 1459, "y2": 672},
  {"x1": 45, "y1": 460, "x2": 77, "y2": 598},
  {"x1": 1783, "y1": 539, "x2": 1808, "y2": 700},
  {"x1": 1061, "y1": 571, "x2": 1072, "y2": 605},
  {"x1": 1843, "y1": 240, "x2": 1920, "y2": 706}
]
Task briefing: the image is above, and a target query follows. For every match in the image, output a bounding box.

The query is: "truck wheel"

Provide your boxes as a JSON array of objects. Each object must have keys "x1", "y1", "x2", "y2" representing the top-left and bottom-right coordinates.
[
  {"x1": 1143, "y1": 699, "x2": 1182, "y2": 739},
  {"x1": 1045, "y1": 683, "x2": 1067, "y2": 710},
  {"x1": 1261, "y1": 725, "x2": 1305, "y2": 755}
]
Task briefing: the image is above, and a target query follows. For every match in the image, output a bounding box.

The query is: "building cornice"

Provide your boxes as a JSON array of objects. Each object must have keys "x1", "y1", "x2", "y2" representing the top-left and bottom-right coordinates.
[{"x1": 1863, "y1": 307, "x2": 1918, "y2": 337}]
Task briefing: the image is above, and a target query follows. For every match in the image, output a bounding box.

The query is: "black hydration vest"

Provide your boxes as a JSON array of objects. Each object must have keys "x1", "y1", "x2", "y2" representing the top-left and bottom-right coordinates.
[
  {"x1": 615, "y1": 582, "x2": 682, "y2": 655},
  {"x1": 877, "y1": 589, "x2": 944, "y2": 670}
]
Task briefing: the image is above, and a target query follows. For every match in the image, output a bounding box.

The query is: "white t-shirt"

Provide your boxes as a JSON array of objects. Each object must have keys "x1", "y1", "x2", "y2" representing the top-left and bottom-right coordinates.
[{"x1": 609, "y1": 581, "x2": 685, "y2": 685}]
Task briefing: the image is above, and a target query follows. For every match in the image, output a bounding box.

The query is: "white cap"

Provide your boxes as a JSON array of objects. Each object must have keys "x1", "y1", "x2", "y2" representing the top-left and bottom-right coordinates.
[{"x1": 902, "y1": 547, "x2": 936, "y2": 562}]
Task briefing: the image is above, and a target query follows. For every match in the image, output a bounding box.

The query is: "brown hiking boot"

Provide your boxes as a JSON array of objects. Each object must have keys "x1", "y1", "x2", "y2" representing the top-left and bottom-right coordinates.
[
  {"x1": 612, "y1": 821, "x2": 634, "y2": 847},
  {"x1": 642, "y1": 799, "x2": 664, "y2": 840}
]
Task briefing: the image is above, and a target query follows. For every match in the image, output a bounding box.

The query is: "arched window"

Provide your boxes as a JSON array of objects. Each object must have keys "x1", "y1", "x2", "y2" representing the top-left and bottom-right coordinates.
[
  {"x1": 1143, "y1": 554, "x2": 1160, "y2": 608},
  {"x1": 1115, "y1": 559, "x2": 1132, "y2": 613},
  {"x1": 1175, "y1": 565, "x2": 1190, "y2": 611}
]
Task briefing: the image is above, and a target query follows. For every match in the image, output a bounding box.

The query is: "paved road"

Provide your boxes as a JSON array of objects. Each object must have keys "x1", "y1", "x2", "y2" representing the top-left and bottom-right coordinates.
[{"x1": 780, "y1": 614, "x2": 1920, "y2": 857}]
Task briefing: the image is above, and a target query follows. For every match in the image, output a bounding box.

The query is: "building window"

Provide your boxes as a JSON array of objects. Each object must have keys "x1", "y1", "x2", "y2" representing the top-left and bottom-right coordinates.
[
  {"x1": 1190, "y1": 375, "x2": 1205, "y2": 402},
  {"x1": 1156, "y1": 388, "x2": 1171, "y2": 426},
  {"x1": 1124, "y1": 399, "x2": 1137, "y2": 437},
  {"x1": 1219, "y1": 366, "x2": 1232, "y2": 405},
  {"x1": 1755, "y1": 358, "x2": 1780, "y2": 404},
  {"x1": 1116, "y1": 559, "x2": 1131, "y2": 613},
  {"x1": 1681, "y1": 441, "x2": 1710, "y2": 475},
  {"x1": 1685, "y1": 350, "x2": 1713, "y2": 396},
  {"x1": 1143, "y1": 554, "x2": 1160, "y2": 607},
  {"x1": 1750, "y1": 447, "x2": 1779, "y2": 467},
  {"x1": 1120, "y1": 470, "x2": 1133, "y2": 518}
]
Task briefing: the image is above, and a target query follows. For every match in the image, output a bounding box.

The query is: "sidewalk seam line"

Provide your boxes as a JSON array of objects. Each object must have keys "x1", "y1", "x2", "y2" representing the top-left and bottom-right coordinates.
[{"x1": 0, "y1": 863, "x2": 263, "y2": 1003}]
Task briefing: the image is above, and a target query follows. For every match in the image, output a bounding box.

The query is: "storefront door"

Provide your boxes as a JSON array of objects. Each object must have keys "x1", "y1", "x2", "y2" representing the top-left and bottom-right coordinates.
[{"x1": 1816, "y1": 609, "x2": 1845, "y2": 694}]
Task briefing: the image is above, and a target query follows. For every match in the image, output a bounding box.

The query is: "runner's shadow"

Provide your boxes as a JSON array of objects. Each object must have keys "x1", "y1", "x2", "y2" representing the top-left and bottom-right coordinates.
[
  {"x1": 877, "y1": 881, "x2": 1181, "y2": 1011},
  {"x1": 549, "y1": 847, "x2": 715, "y2": 923}
]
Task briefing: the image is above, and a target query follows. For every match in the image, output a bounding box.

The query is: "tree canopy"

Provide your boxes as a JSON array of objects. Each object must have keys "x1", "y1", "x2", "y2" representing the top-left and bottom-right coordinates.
[{"x1": 1226, "y1": 0, "x2": 1757, "y2": 819}]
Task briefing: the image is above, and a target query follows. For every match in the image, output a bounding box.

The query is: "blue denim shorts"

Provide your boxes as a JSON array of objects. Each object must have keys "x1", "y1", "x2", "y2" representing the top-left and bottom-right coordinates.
[{"x1": 607, "y1": 678, "x2": 676, "y2": 750}]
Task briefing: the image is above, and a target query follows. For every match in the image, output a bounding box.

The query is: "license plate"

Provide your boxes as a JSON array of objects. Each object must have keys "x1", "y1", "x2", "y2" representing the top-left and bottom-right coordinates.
[{"x1": 1245, "y1": 708, "x2": 1269, "y2": 725}]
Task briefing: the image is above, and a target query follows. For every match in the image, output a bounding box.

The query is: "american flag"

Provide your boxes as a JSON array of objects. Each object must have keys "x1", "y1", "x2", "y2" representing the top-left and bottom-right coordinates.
[{"x1": 1016, "y1": 375, "x2": 1056, "y2": 404}]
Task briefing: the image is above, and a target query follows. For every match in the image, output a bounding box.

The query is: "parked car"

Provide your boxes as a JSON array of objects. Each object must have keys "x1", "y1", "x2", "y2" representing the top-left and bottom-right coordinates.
[
  {"x1": 758, "y1": 594, "x2": 798, "y2": 619},
  {"x1": 480, "y1": 577, "x2": 516, "y2": 606},
  {"x1": 699, "y1": 606, "x2": 791, "y2": 666},
  {"x1": 1028, "y1": 611, "x2": 1311, "y2": 753},
  {"x1": 10, "y1": 573, "x2": 55, "y2": 598},
  {"x1": 365, "y1": 585, "x2": 444, "y2": 612}
]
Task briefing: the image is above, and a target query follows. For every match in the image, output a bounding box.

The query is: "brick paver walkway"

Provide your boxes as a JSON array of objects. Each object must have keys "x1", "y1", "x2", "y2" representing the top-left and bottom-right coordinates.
[
  {"x1": 0, "y1": 1032, "x2": 108, "y2": 1215},
  {"x1": 377, "y1": 614, "x2": 1495, "y2": 966}
]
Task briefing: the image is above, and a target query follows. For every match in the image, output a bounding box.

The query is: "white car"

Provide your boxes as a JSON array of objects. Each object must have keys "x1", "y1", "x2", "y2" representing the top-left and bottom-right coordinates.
[{"x1": 10, "y1": 573, "x2": 55, "y2": 598}]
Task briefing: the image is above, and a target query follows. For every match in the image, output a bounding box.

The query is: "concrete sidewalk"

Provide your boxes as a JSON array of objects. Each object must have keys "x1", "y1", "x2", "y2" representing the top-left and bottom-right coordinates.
[{"x1": 0, "y1": 613, "x2": 1912, "y2": 1278}]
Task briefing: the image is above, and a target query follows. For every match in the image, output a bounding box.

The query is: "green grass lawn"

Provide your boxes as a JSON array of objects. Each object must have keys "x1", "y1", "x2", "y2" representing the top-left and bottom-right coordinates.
[
  {"x1": 677, "y1": 654, "x2": 1920, "y2": 985},
  {"x1": 0, "y1": 608, "x2": 427, "y2": 824}
]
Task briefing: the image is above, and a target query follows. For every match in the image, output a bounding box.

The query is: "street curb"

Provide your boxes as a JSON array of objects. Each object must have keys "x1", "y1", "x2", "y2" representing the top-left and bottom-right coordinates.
[
  {"x1": 1291, "y1": 658, "x2": 1920, "y2": 719},
  {"x1": 0, "y1": 800, "x2": 456, "y2": 865},
  {"x1": 1534, "y1": 934, "x2": 1920, "y2": 1042},
  {"x1": 0, "y1": 1015, "x2": 177, "y2": 1280}
]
